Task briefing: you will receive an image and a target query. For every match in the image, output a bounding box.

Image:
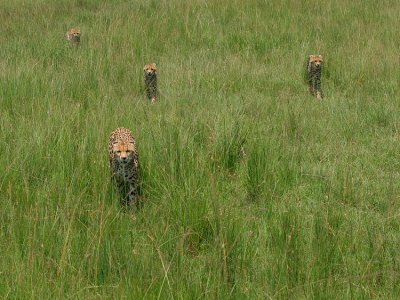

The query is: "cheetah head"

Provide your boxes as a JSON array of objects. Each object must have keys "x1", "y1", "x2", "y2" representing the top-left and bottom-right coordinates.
[
  {"x1": 71, "y1": 28, "x2": 81, "y2": 42},
  {"x1": 144, "y1": 63, "x2": 157, "y2": 77},
  {"x1": 112, "y1": 140, "x2": 135, "y2": 164},
  {"x1": 309, "y1": 55, "x2": 323, "y2": 69}
]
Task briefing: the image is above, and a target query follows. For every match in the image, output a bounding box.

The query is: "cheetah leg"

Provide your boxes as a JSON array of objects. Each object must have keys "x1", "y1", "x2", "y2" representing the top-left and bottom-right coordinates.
[
  {"x1": 127, "y1": 183, "x2": 139, "y2": 207},
  {"x1": 314, "y1": 74, "x2": 322, "y2": 99},
  {"x1": 312, "y1": 79, "x2": 317, "y2": 96},
  {"x1": 307, "y1": 73, "x2": 314, "y2": 95},
  {"x1": 116, "y1": 181, "x2": 131, "y2": 207}
]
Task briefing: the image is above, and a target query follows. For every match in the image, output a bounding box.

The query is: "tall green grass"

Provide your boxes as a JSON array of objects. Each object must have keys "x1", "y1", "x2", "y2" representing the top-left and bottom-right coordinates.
[{"x1": 1, "y1": 0, "x2": 400, "y2": 298}]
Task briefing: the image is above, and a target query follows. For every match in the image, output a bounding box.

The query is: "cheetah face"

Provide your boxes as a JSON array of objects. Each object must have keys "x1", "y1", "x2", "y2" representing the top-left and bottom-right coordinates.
[
  {"x1": 144, "y1": 63, "x2": 157, "y2": 77},
  {"x1": 310, "y1": 55, "x2": 323, "y2": 69},
  {"x1": 71, "y1": 29, "x2": 81, "y2": 42},
  {"x1": 112, "y1": 141, "x2": 135, "y2": 164}
]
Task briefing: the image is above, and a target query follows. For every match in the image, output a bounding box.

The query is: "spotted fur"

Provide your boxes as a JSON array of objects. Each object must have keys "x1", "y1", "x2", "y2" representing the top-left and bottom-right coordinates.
[
  {"x1": 65, "y1": 28, "x2": 81, "y2": 45},
  {"x1": 307, "y1": 55, "x2": 323, "y2": 99},
  {"x1": 144, "y1": 63, "x2": 157, "y2": 103},
  {"x1": 108, "y1": 127, "x2": 140, "y2": 207}
]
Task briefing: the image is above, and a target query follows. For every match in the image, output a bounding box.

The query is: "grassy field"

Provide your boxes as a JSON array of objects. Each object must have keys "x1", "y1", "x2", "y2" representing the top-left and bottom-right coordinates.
[{"x1": 1, "y1": 0, "x2": 400, "y2": 298}]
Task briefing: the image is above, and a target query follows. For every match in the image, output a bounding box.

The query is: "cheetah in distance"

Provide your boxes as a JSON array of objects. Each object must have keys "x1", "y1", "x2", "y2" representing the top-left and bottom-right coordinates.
[
  {"x1": 144, "y1": 63, "x2": 158, "y2": 103},
  {"x1": 307, "y1": 55, "x2": 323, "y2": 99},
  {"x1": 65, "y1": 28, "x2": 81, "y2": 45}
]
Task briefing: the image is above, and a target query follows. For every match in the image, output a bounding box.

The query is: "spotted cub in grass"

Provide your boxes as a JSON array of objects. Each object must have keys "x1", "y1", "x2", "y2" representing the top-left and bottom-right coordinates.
[
  {"x1": 65, "y1": 28, "x2": 81, "y2": 45},
  {"x1": 144, "y1": 63, "x2": 157, "y2": 103},
  {"x1": 306, "y1": 55, "x2": 323, "y2": 99},
  {"x1": 108, "y1": 127, "x2": 140, "y2": 208}
]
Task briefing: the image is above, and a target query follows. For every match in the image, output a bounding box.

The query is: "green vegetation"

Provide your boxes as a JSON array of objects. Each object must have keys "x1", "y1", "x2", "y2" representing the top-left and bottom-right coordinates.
[{"x1": 1, "y1": 0, "x2": 399, "y2": 298}]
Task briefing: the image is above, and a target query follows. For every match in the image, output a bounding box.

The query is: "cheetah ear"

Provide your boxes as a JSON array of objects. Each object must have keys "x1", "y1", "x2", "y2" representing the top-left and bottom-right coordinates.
[{"x1": 319, "y1": 55, "x2": 323, "y2": 61}]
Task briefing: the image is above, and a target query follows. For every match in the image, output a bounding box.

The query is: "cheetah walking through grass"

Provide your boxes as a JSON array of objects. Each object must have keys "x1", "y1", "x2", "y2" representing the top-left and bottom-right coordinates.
[
  {"x1": 307, "y1": 55, "x2": 323, "y2": 99},
  {"x1": 144, "y1": 63, "x2": 157, "y2": 103},
  {"x1": 108, "y1": 127, "x2": 140, "y2": 207}
]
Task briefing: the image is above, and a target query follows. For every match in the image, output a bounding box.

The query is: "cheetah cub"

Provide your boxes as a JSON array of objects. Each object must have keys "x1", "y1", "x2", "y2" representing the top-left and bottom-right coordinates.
[
  {"x1": 65, "y1": 28, "x2": 81, "y2": 45},
  {"x1": 144, "y1": 63, "x2": 157, "y2": 103},
  {"x1": 307, "y1": 55, "x2": 323, "y2": 99},
  {"x1": 108, "y1": 127, "x2": 140, "y2": 207}
]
